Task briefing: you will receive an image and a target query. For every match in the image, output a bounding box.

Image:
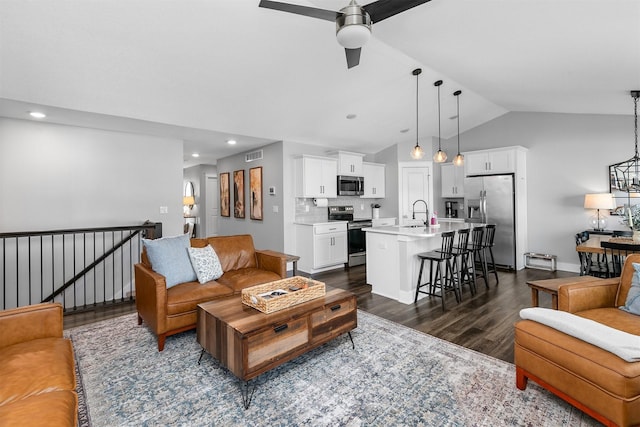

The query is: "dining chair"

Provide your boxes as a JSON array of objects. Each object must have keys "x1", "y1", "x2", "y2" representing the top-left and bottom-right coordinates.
[
  {"x1": 600, "y1": 239, "x2": 640, "y2": 277},
  {"x1": 574, "y1": 233, "x2": 610, "y2": 277}
]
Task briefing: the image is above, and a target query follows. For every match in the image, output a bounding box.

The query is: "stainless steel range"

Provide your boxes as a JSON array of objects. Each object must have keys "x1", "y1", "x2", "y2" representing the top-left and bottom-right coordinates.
[{"x1": 328, "y1": 206, "x2": 372, "y2": 267}]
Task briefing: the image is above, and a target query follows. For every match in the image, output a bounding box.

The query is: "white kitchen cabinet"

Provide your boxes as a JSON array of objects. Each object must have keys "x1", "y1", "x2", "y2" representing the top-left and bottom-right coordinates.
[
  {"x1": 313, "y1": 224, "x2": 348, "y2": 268},
  {"x1": 440, "y1": 163, "x2": 465, "y2": 197},
  {"x1": 295, "y1": 222, "x2": 347, "y2": 273},
  {"x1": 295, "y1": 155, "x2": 337, "y2": 198},
  {"x1": 337, "y1": 151, "x2": 364, "y2": 176},
  {"x1": 361, "y1": 162, "x2": 385, "y2": 198},
  {"x1": 464, "y1": 148, "x2": 515, "y2": 175}
]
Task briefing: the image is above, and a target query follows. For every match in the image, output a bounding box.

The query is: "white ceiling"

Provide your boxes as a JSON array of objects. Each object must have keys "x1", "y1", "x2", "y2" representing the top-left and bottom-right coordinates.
[{"x1": 1, "y1": 0, "x2": 639, "y2": 167}]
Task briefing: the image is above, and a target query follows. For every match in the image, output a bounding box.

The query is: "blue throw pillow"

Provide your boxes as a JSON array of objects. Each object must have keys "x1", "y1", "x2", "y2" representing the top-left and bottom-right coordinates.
[
  {"x1": 620, "y1": 262, "x2": 640, "y2": 315},
  {"x1": 142, "y1": 234, "x2": 197, "y2": 288}
]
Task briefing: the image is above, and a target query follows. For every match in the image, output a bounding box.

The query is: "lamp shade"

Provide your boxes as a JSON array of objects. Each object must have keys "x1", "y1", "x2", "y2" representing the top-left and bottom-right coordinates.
[
  {"x1": 584, "y1": 193, "x2": 616, "y2": 210},
  {"x1": 183, "y1": 196, "x2": 196, "y2": 206}
]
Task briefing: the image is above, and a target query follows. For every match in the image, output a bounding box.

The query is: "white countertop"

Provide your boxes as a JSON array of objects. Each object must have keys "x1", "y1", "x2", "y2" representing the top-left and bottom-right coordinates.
[
  {"x1": 364, "y1": 221, "x2": 477, "y2": 237},
  {"x1": 294, "y1": 220, "x2": 348, "y2": 226}
]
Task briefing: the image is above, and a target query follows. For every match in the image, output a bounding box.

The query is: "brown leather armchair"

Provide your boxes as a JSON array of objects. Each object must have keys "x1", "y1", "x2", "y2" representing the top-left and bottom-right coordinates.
[
  {"x1": 515, "y1": 254, "x2": 640, "y2": 427},
  {"x1": 135, "y1": 234, "x2": 287, "y2": 351}
]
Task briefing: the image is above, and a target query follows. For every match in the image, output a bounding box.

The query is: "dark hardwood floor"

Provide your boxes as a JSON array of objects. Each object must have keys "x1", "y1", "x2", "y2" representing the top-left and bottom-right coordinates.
[{"x1": 64, "y1": 265, "x2": 577, "y2": 363}]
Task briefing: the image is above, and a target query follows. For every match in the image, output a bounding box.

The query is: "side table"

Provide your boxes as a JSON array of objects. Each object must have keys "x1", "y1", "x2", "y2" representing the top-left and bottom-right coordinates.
[{"x1": 526, "y1": 276, "x2": 604, "y2": 309}]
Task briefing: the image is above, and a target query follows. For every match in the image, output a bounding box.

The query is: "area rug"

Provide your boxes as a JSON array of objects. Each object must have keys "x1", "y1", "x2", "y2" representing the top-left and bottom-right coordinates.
[{"x1": 66, "y1": 311, "x2": 600, "y2": 426}]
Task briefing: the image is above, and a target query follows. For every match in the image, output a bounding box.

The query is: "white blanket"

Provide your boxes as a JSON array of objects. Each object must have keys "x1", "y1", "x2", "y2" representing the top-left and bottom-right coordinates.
[{"x1": 519, "y1": 307, "x2": 640, "y2": 362}]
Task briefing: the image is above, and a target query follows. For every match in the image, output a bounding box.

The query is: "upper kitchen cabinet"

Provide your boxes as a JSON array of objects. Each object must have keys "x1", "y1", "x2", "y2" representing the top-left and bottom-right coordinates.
[
  {"x1": 361, "y1": 162, "x2": 386, "y2": 198},
  {"x1": 441, "y1": 163, "x2": 464, "y2": 197},
  {"x1": 295, "y1": 155, "x2": 338, "y2": 198},
  {"x1": 464, "y1": 147, "x2": 525, "y2": 176},
  {"x1": 337, "y1": 151, "x2": 364, "y2": 176}
]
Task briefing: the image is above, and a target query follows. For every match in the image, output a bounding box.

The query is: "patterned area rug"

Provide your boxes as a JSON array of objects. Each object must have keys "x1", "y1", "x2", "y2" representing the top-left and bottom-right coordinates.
[{"x1": 66, "y1": 310, "x2": 600, "y2": 426}]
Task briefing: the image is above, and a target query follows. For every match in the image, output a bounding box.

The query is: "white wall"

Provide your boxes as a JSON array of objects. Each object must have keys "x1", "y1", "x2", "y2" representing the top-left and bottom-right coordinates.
[
  {"x1": 0, "y1": 118, "x2": 184, "y2": 235},
  {"x1": 431, "y1": 111, "x2": 633, "y2": 272}
]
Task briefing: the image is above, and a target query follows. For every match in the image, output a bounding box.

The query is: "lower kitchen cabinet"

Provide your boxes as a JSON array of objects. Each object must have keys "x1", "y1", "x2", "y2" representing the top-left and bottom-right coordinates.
[{"x1": 295, "y1": 223, "x2": 347, "y2": 274}]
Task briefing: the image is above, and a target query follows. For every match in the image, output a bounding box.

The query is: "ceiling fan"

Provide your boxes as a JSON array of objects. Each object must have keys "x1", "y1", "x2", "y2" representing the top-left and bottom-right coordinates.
[{"x1": 259, "y1": 0, "x2": 431, "y2": 69}]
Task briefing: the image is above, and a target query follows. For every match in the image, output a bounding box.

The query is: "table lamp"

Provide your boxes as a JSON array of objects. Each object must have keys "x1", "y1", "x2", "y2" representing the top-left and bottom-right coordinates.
[{"x1": 584, "y1": 193, "x2": 616, "y2": 231}]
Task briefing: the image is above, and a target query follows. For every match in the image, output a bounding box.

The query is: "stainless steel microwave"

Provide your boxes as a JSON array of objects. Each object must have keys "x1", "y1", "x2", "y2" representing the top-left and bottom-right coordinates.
[{"x1": 337, "y1": 175, "x2": 364, "y2": 196}]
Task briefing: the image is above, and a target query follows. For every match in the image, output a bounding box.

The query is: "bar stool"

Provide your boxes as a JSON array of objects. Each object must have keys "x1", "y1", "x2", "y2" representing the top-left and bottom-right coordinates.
[
  {"x1": 450, "y1": 228, "x2": 476, "y2": 297},
  {"x1": 414, "y1": 231, "x2": 458, "y2": 310},
  {"x1": 469, "y1": 226, "x2": 489, "y2": 289},
  {"x1": 483, "y1": 224, "x2": 499, "y2": 284}
]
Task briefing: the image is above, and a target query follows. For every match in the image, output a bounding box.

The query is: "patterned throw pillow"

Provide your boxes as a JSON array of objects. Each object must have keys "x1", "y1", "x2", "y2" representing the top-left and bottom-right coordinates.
[
  {"x1": 187, "y1": 245, "x2": 224, "y2": 284},
  {"x1": 620, "y1": 262, "x2": 640, "y2": 315},
  {"x1": 142, "y1": 234, "x2": 197, "y2": 288}
]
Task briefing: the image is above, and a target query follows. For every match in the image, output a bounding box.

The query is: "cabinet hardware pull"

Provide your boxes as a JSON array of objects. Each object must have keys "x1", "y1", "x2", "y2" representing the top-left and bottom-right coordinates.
[
  {"x1": 330, "y1": 304, "x2": 341, "y2": 311},
  {"x1": 274, "y1": 324, "x2": 288, "y2": 333}
]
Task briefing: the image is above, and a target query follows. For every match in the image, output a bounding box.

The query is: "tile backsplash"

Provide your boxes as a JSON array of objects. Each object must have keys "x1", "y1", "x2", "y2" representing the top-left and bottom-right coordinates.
[{"x1": 295, "y1": 197, "x2": 384, "y2": 222}]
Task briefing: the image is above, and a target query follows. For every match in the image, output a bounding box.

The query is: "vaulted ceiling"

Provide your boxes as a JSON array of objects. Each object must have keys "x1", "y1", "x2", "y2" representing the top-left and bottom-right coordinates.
[{"x1": 1, "y1": 0, "x2": 638, "y2": 167}]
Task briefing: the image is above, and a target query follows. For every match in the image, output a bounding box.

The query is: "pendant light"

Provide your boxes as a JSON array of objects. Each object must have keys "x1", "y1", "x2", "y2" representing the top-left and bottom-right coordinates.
[
  {"x1": 452, "y1": 90, "x2": 464, "y2": 166},
  {"x1": 610, "y1": 90, "x2": 640, "y2": 195},
  {"x1": 433, "y1": 80, "x2": 447, "y2": 163},
  {"x1": 410, "y1": 68, "x2": 425, "y2": 160}
]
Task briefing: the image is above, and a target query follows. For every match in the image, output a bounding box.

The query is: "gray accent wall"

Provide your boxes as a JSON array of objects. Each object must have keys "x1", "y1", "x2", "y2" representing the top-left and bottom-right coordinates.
[{"x1": 216, "y1": 141, "x2": 285, "y2": 251}]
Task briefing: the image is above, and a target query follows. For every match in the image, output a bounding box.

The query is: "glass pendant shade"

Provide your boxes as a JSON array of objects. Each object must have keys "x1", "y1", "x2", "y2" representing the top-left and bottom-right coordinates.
[
  {"x1": 411, "y1": 143, "x2": 424, "y2": 160},
  {"x1": 453, "y1": 90, "x2": 463, "y2": 166},
  {"x1": 433, "y1": 80, "x2": 446, "y2": 163},
  {"x1": 433, "y1": 149, "x2": 447, "y2": 163}
]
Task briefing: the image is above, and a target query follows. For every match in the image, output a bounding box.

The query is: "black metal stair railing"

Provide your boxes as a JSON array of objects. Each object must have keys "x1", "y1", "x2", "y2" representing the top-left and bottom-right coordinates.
[{"x1": 0, "y1": 222, "x2": 162, "y2": 312}]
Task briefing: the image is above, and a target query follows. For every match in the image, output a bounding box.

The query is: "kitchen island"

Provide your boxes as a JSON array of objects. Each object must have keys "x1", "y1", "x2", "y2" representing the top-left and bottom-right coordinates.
[{"x1": 364, "y1": 222, "x2": 479, "y2": 304}]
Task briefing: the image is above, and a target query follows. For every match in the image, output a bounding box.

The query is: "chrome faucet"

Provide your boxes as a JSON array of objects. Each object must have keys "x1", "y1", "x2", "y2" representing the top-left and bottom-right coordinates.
[{"x1": 412, "y1": 199, "x2": 429, "y2": 226}]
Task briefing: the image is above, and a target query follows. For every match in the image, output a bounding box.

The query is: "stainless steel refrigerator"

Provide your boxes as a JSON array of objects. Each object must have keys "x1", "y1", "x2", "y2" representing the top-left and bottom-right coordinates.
[{"x1": 464, "y1": 174, "x2": 516, "y2": 270}]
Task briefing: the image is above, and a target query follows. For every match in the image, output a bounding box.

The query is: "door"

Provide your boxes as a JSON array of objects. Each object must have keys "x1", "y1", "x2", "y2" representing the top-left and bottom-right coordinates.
[
  {"x1": 400, "y1": 163, "x2": 431, "y2": 225},
  {"x1": 205, "y1": 175, "x2": 219, "y2": 237},
  {"x1": 483, "y1": 174, "x2": 516, "y2": 269}
]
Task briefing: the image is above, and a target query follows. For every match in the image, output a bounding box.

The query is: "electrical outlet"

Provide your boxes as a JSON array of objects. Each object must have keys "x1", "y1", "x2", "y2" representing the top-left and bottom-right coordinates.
[
  {"x1": 273, "y1": 205, "x2": 279, "y2": 213},
  {"x1": 305, "y1": 205, "x2": 309, "y2": 212},
  {"x1": 159, "y1": 206, "x2": 168, "y2": 214}
]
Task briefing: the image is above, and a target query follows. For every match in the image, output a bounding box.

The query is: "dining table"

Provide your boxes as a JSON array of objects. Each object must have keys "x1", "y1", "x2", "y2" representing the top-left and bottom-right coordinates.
[{"x1": 576, "y1": 235, "x2": 640, "y2": 276}]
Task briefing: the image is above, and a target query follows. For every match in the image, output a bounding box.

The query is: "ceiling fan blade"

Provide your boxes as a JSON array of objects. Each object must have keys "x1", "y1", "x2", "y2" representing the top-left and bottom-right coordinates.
[
  {"x1": 362, "y1": 0, "x2": 431, "y2": 23},
  {"x1": 345, "y1": 48, "x2": 361, "y2": 69},
  {"x1": 258, "y1": 0, "x2": 340, "y2": 22}
]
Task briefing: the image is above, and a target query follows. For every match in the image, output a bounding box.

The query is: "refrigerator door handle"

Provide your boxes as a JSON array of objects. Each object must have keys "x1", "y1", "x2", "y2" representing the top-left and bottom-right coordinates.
[{"x1": 482, "y1": 190, "x2": 488, "y2": 222}]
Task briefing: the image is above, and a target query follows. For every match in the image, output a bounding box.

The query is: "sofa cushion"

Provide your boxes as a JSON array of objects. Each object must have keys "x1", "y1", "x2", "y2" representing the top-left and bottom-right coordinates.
[
  {"x1": 0, "y1": 338, "x2": 75, "y2": 405},
  {"x1": 143, "y1": 234, "x2": 197, "y2": 288},
  {"x1": 0, "y1": 390, "x2": 77, "y2": 426},
  {"x1": 215, "y1": 268, "x2": 281, "y2": 293},
  {"x1": 205, "y1": 235, "x2": 258, "y2": 272},
  {"x1": 576, "y1": 307, "x2": 640, "y2": 335},
  {"x1": 620, "y1": 262, "x2": 640, "y2": 315},
  {"x1": 520, "y1": 307, "x2": 640, "y2": 362},
  {"x1": 166, "y1": 280, "x2": 233, "y2": 316},
  {"x1": 187, "y1": 245, "x2": 224, "y2": 284}
]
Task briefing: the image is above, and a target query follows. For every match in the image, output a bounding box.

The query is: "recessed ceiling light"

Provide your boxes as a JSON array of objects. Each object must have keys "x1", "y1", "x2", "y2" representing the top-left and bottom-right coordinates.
[
  {"x1": 29, "y1": 111, "x2": 46, "y2": 119},
  {"x1": 346, "y1": 114, "x2": 357, "y2": 120},
  {"x1": 227, "y1": 139, "x2": 237, "y2": 145},
  {"x1": 192, "y1": 153, "x2": 200, "y2": 158},
  {"x1": 400, "y1": 128, "x2": 410, "y2": 133}
]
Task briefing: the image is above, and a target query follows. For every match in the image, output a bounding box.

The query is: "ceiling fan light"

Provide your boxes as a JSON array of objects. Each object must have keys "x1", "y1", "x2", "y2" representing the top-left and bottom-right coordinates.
[
  {"x1": 411, "y1": 143, "x2": 424, "y2": 160},
  {"x1": 453, "y1": 153, "x2": 464, "y2": 166},
  {"x1": 336, "y1": 24, "x2": 371, "y2": 49},
  {"x1": 433, "y1": 149, "x2": 447, "y2": 163}
]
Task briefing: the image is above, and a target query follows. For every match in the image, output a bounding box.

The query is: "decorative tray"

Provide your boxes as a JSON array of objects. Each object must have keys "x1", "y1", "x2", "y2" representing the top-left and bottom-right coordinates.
[{"x1": 241, "y1": 276, "x2": 326, "y2": 314}]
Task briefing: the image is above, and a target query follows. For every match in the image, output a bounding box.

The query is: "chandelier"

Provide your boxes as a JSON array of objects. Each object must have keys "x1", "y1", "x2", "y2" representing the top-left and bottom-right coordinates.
[{"x1": 610, "y1": 91, "x2": 640, "y2": 193}]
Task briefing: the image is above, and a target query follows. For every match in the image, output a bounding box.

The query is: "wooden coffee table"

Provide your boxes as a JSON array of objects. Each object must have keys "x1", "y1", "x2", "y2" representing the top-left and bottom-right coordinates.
[
  {"x1": 526, "y1": 276, "x2": 604, "y2": 309},
  {"x1": 196, "y1": 285, "x2": 357, "y2": 408}
]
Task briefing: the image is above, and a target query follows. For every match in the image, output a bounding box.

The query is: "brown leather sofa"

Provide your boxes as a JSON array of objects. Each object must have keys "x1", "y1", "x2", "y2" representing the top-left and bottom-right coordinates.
[
  {"x1": 0, "y1": 303, "x2": 77, "y2": 426},
  {"x1": 515, "y1": 254, "x2": 640, "y2": 427},
  {"x1": 134, "y1": 234, "x2": 288, "y2": 351}
]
